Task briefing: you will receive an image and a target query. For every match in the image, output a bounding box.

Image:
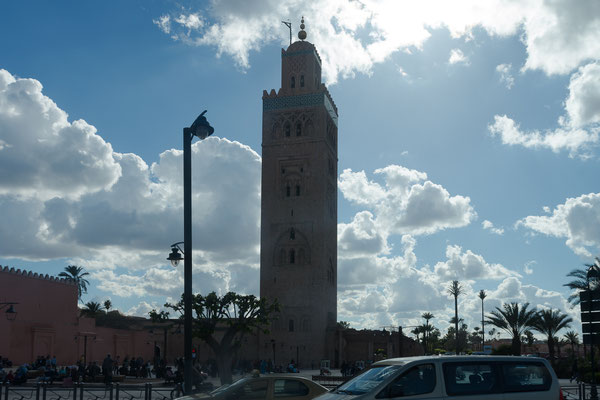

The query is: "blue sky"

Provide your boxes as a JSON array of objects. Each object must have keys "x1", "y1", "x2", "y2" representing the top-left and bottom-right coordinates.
[{"x1": 1, "y1": 0, "x2": 599, "y2": 339}]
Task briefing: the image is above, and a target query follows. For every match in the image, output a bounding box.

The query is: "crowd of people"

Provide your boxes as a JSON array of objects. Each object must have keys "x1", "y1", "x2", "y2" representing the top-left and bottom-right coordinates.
[{"x1": 0, "y1": 354, "x2": 191, "y2": 386}]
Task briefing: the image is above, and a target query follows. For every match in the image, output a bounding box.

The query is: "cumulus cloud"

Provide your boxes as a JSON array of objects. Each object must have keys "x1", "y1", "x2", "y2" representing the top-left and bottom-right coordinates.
[
  {"x1": 339, "y1": 165, "x2": 476, "y2": 236},
  {"x1": 488, "y1": 114, "x2": 599, "y2": 157},
  {"x1": 153, "y1": 1, "x2": 600, "y2": 84},
  {"x1": 482, "y1": 220, "x2": 504, "y2": 235},
  {"x1": 0, "y1": 69, "x2": 262, "y2": 302},
  {"x1": 496, "y1": 63, "x2": 514, "y2": 89},
  {"x1": 565, "y1": 62, "x2": 600, "y2": 128},
  {"x1": 0, "y1": 70, "x2": 121, "y2": 200},
  {"x1": 517, "y1": 192, "x2": 600, "y2": 257},
  {"x1": 434, "y1": 245, "x2": 519, "y2": 281}
]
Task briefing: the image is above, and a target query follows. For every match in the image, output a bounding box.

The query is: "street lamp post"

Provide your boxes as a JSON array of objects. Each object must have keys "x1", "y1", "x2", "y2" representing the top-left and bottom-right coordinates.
[
  {"x1": 0, "y1": 302, "x2": 18, "y2": 321},
  {"x1": 588, "y1": 264, "x2": 600, "y2": 400},
  {"x1": 167, "y1": 111, "x2": 214, "y2": 394}
]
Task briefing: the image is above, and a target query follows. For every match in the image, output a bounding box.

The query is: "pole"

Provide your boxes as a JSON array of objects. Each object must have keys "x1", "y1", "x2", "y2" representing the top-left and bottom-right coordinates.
[
  {"x1": 83, "y1": 336, "x2": 88, "y2": 366},
  {"x1": 183, "y1": 128, "x2": 193, "y2": 393},
  {"x1": 481, "y1": 298, "x2": 485, "y2": 352},
  {"x1": 589, "y1": 287, "x2": 598, "y2": 400}
]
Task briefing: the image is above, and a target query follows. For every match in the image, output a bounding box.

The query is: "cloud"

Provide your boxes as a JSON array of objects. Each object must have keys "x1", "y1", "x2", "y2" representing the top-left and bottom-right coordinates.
[
  {"x1": 0, "y1": 68, "x2": 262, "y2": 301},
  {"x1": 517, "y1": 192, "x2": 600, "y2": 257},
  {"x1": 496, "y1": 63, "x2": 514, "y2": 89},
  {"x1": 482, "y1": 220, "x2": 504, "y2": 235},
  {"x1": 339, "y1": 165, "x2": 476, "y2": 236},
  {"x1": 0, "y1": 70, "x2": 121, "y2": 201},
  {"x1": 524, "y1": 260, "x2": 535, "y2": 275},
  {"x1": 448, "y1": 49, "x2": 468, "y2": 65},
  {"x1": 433, "y1": 245, "x2": 519, "y2": 280},
  {"x1": 565, "y1": 62, "x2": 600, "y2": 128},
  {"x1": 153, "y1": 1, "x2": 600, "y2": 84},
  {"x1": 488, "y1": 114, "x2": 598, "y2": 157}
]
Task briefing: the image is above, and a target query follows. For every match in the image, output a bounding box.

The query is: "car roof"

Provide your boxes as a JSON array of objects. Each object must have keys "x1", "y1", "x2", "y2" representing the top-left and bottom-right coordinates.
[{"x1": 373, "y1": 355, "x2": 548, "y2": 366}]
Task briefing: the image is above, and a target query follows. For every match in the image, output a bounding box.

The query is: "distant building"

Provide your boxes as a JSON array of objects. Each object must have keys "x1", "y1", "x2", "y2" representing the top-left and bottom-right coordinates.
[
  {"x1": 0, "y1": 266, "x2": 162, "y2": 365},
  {"x1": 259, "y1": 19, "x2": 339, "y2": 368}
]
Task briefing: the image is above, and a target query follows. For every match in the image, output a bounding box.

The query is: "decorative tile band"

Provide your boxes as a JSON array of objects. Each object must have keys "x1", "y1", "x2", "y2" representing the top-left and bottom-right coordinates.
[{"x1": 264, "y1": 93, "x2": 338, "y2": 126}]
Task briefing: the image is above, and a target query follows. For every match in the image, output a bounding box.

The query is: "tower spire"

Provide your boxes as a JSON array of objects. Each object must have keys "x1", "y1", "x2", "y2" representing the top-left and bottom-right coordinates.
[{"x1": 298, "y1": 16, "x2": 307, "y2": 41}]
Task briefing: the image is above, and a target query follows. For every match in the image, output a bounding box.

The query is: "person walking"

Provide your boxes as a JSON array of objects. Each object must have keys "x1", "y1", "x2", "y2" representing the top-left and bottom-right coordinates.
[{"x1": 102, "y1": 354, "x2": 113, "y2": 386}]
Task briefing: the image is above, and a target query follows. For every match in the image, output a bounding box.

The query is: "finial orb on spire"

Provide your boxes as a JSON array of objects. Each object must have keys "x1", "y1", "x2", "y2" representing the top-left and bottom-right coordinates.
[{"x1": 298, "y1": 16, "x2": 307, "y2": 40}]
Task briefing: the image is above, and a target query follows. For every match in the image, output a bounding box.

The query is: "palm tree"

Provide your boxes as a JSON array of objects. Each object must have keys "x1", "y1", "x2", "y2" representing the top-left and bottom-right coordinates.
[
  {"x1": 486, "y1": 302, "x2": 538, "y2": 356},
  {"x1": 81, "y1": 301, "x2": 102, "y2": 317},
  {"x1": 411, "y1": 327, "x2": 421, "y2": 345},
  {"x1": 104, "y1": 299, "x2": 112, "y2": 313},
  {"x1": 448, "y1": 280, "x2": 463, "y2": 353},
  {"x1": 564, "y1": 330, "x2": 580, "y2": 358},
  {"x1": 532, "y1": 309, "x2": 573, "y2": 363},
  {"x1": 479, "y1": 290, "x2": 487, "y2": 346},
  {"x1": 564, "y1": 258, "x2": 600, "y2": 305},
  {"x1": 422, "y1": 312, "x2": 434, "y2": 353},
  {"x1": 59, "y1": 265, "x2": 90, "y2": 300}
]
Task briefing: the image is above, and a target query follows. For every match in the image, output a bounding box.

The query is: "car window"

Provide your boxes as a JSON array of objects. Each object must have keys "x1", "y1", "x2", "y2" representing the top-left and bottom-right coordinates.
[
  {"x1": 443, "y1": 362, "x2": 498, "y2": 396},
  {"x1": 274, "y1": 379, "x2": 309, "y2": 397},
  {"x1": 377, "y1": 364, "x2": 436, "y2": 398},
  {"x1": 501, "y1": 362, "x2": 552, "y2": 392},
  {"x1": 231, "y1": 379, "x2": 269, "y2": 400},
  {"x1": 336, "y1": 365, "x2": 403, "y2": 395}
]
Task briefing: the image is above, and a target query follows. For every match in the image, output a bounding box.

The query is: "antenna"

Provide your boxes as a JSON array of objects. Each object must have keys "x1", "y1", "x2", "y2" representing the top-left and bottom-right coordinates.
[{"x1": 282, "y1": 20, "x2": 292, "y2": 46}]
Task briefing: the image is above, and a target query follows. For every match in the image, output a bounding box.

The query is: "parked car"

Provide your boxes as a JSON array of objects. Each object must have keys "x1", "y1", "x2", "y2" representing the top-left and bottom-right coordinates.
[
  {"x1": 314, "y1": 355, "x2": 563, "y2": 399},
  {"x1": 177, "y1": 375, "x2": 328, "y2": 400}
]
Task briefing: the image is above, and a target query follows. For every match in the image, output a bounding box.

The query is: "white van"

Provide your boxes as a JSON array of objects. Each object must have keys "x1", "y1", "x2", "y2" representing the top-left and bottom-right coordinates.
[{"x1": 314, "y1": 355, "x2": 563, "y2": 399}]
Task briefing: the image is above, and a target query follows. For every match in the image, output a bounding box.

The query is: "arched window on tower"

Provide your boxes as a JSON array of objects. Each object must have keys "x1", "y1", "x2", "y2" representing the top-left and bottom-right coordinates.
[
  {"x1": 284, "y1": 122, "x2": 291, "y2": 137},
  {"x1": 296, "y1": 122, "x2": 302, "y2": 136},
  {"x1": 290, "y1": 228, "x2": 295, "y2": 240},
  {"x1": 286, "y1": 185, "x2": 291, "y2": 197},
  {"x1": 291, "y1": 76, "x2": 295, "y2": 88},
  {"x1": 300, "y1": 75, "x2": 305, "y2": 87},
  {"x1": 295, "y1": 185, "x2": 300, "y2": 196},
  {"x1": 289, "y1": 249, "x2": 295, "y2": 264},
  {"x1": 289, "y1": 319, "x2": 294, "y2": 332}
]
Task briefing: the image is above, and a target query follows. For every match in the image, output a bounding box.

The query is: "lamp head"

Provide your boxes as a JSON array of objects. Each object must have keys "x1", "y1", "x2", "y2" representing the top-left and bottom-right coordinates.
[
  {"x1": 167, "y1": 246, "x2": 184, "y2": 268},
  {"x1": 189, "y1": 110, "x2": 214, "y2": 140}
]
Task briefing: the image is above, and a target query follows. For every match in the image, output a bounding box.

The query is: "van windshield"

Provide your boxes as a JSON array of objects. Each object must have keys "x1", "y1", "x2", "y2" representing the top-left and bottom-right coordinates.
[{"x1": 336, "y1": 365, "x2": 403, "y2": 395}]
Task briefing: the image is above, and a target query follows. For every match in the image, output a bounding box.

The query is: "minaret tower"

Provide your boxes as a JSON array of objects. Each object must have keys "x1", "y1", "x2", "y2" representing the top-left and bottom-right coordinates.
[{"x1": 260, "y1": 18, "x2": 338, "y2": 368}]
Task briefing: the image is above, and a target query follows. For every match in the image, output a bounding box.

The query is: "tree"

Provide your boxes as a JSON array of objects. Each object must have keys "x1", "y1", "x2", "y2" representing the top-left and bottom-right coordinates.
[
  {"x1": 523, "y1": 329, "x2": 535, "y2": 352},
  {"x1": 165, "y1": 291, "x2": 279, "y2": 385},
  {"x1": 81, "y1": 301, "x2": 102, "y2": 317},
  {"x1": 471, "y1": 327, "x2": 482, "y2": 350},
  {"x1": 479, "y1": 290, "x2": 487, "y2": 346},
  {"x1": 422, "y1": 312, "x2": 434, "y2": 353},
  {"x1": 443, "y1": 321, "x2": 468, "y2": 352},
  {"x1": 104, "y1": 299, "x2": 112, "y2": 312},
  {"x1": 564, "y1": 330, "x2": 580, "y2": 357},
  {"x1": 532, "y1": 309, "x2": 572, "y2": 363},
  {"x1": 59, "y1": 265, "x2": 90, "y2": 300},
  {"x1": 486, "y1": 302, "x2": 537, "y2": 356},
  {"x1": 411, "y1": 327, "x2": 422, "y2": 345},
  {"x1": 564, "y1": 258, "x2": 600, "y2": 305},
  {"x1": 448, "y1": 280, "x2": 463, "y2": 353},
  {"x1": 337, "y1": 321, "x2": 351, "y2": 329}
]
